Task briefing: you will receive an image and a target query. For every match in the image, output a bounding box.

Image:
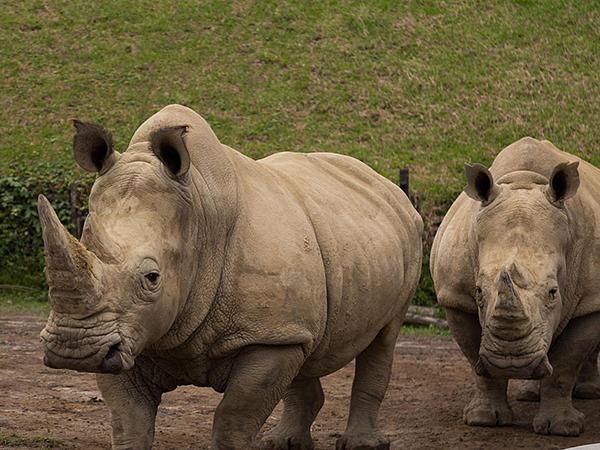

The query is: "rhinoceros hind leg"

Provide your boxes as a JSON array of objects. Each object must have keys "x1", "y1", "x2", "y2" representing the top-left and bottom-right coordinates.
[
  {"x1": 259, "y1": 377, "x2": 324, "y2": 450},
  {"x1": 515, "y1": 347, "x2": 600, "y2": 401},
  {"x1": 335, "y1": 317, "x2": 402, "y2": 450},
  {"x1": 573, "y1": 345, "x2": 600, "y2": 399},
  {"x1": 573, "y1": 381, "x2": 600, "y2": 399},
  {"x1": 515, "y1": 380, "x2": 540, "y2": 402},
  {"x1": 463, "y1": 377, "x2": 513, "y2": 426}
]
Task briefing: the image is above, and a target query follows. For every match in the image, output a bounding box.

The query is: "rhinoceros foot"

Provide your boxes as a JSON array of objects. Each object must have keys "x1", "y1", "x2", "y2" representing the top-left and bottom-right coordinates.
[
  {"x1": 533, "y1": 405, "x2": 584, "y2": 436},
  {"x1": 573, "y1": 380, "x2": 600, "y2": 399},
  {"x1": 259, "y1": 431, "x2": 314, "y2": 450},
  {"x1": 335, "y1": 431, "x2": 389, "y2": 450},
  {"x1": 463, "y1": 395, "x2": 513, "y2": 426}
]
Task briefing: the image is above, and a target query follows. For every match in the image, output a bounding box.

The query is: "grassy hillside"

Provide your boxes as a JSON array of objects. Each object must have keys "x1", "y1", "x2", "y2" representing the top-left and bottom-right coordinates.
[{"x1": 3, "y1": 1, "x2": 600, "y2": 302}]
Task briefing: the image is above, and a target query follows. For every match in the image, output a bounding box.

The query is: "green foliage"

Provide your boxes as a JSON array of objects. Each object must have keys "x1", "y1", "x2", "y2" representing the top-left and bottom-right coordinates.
[
  {"x1": 0, "y1": 289, "x2": 50, "y2": 315},
  {"x1": 400, "y1": 324, "x2": 451, "y2": 337},
  {"x1": 0, "y1": 161, "x2": 91, "y2": 287},
  {"x1": 414, "y1": 251, "x2": 436, "y2": 307}
]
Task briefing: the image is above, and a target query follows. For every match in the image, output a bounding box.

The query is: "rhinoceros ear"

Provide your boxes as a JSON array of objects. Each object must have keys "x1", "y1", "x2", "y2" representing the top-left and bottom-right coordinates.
[
  {"x1": 547, "y1": 161, "x2": 580, "y2": 203},
  {"x1": 73, "y1": 120, "x2": 119, "y2": 173},
  {"x1": 149, "y1": 126, "x2": 190, "y2": 178},
  {"x1": 464, "y1": 163, "x2": 500, "y2": 205}
]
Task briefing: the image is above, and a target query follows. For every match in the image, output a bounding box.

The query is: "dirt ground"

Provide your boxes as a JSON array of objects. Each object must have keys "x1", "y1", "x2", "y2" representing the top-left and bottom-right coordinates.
[{"x1": 1, "y1": 313, "x2": 600, "y2": 450}]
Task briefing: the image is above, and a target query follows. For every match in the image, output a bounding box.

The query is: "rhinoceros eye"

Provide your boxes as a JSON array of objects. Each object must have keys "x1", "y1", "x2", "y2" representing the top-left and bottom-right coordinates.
[
  {"x1": 145, "y1": 272, "x2": 160, "y2": 284},
  {"x1": 141, "y1": 271, "x2": 161, "y2": 292},
  {"x1": 549, "y1": 287, "x2": 558, "y2": 297},
  {"x1": 139, "y1": 259, "x2": 161, "y2": 292}
]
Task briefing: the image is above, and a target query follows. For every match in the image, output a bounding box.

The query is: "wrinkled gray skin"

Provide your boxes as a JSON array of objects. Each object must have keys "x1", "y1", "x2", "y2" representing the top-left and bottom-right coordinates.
[
  {"x1": 431, "y1": 137, "x2": 600, "y2": 437},
  {"x1": 38, "y1": 104, "x2": 423, "y2": 450}
]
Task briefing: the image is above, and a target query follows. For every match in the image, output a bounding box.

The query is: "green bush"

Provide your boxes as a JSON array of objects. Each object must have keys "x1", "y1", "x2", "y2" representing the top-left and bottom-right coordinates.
[
  {"x1": 0, "y1": 162, "x2": 91, "y2": 287},
  {"x1": 412, "y1": 198, "x2": 452, "y2": 308}
]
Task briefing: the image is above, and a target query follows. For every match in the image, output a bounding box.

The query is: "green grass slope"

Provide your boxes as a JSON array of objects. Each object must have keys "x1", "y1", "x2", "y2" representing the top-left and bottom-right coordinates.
[{"x1": 2, "y1": 1, "x2": 600, "y2": 303}]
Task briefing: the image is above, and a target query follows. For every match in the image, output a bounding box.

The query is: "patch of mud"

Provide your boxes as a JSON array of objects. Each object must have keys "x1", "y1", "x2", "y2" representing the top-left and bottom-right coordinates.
[{"x1": 1, "y1": 313, "x2": 599, "y2": 449}]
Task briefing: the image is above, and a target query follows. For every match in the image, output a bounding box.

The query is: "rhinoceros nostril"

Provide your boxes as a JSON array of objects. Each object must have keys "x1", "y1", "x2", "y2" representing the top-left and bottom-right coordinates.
[
  {"x1": 100, "y1": 342, "x2": 123, "y2": 373},
  {"x1": 105, "y1": 343, "x2": 120, "y2": 360},
  {"x1": 474, "y1": 357, "x2": 487, "y2": 376}
]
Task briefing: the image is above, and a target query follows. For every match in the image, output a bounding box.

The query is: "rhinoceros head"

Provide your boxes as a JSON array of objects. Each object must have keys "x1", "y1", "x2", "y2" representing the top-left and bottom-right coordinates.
[
  {"x1": 464, "y1": 160, "x2": 580, "y2": 379},
  {"x1": 38, "y1": 120, "x2": 195, "y2": 373}
]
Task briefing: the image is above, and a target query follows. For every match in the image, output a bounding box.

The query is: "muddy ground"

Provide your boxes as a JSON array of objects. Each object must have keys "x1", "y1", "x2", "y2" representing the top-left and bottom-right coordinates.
[{"x1": 1, "y1": 313, "x2": 599, "y2": 450}]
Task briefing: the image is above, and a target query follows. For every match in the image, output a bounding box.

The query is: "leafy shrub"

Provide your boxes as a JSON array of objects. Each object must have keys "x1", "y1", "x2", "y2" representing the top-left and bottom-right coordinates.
[{"x1": 0, "y1": 161, "x2": 92, "y2": 287}]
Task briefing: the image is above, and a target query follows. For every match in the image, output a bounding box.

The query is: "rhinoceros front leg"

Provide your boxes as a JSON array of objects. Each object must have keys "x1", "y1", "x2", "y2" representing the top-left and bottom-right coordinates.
[
  {"x1": 259, "y1": 377, "x2": 324, "y2": 450},
  {"x1": 534, "y1": 311, "x2": 600, "y2": 436},
  {"x1": 211, "y1": 344, "x2": 305, "y2": 450},
  {"x1": 445, "y1": 308, "x2": 513, "y2": 426},
  {"x1": 96, "y1": 364, "x2": 166, "y2": 450}
]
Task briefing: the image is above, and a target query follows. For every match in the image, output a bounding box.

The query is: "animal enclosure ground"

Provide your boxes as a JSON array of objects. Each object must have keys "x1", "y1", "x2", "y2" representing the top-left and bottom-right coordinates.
[{"x1": 1, "y1": 313, "x2": 599, "y2": 450}]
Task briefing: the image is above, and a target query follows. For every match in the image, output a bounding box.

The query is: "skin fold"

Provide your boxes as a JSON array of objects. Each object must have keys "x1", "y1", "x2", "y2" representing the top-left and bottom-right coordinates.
[
  {"x1": 430, "y1": 137, "x2": 600, "y2": 437},
  {"x1": 37, "y1": 104, "x2": 423, "y2": 450}
]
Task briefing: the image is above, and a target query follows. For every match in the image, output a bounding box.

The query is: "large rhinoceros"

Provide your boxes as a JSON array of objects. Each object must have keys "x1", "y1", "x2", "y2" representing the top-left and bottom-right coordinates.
[
  {"x1": 430, "y1": 137, "x2": 600, "y2": 437},
  {"x1": 37, "y1": 104, "x2": 423, "y2": 450}
]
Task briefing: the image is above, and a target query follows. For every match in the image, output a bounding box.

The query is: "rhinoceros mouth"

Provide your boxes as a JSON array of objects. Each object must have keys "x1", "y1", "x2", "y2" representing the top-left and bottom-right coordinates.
[
  {"x1": 477, "y1": 350, "x2": 552, "y2": 379},
  {"x1": 40, "y1": 313, "x2": 134, "y2": 374},
  {"x1": 42, "y1": 333, "x2": 130, "y2": 373},
  {"x1": 99, "y1": 342, "x2": 128, "y2": 373}
]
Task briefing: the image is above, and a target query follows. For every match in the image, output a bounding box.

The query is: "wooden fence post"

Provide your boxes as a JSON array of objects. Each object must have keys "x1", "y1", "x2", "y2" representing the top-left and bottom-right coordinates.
[
  {"x1": 69, "y1": 183, "x2": 83, "y2": 239},
  {"x1": 399, "y1": 167, "x2": 409, "y2": 196}
]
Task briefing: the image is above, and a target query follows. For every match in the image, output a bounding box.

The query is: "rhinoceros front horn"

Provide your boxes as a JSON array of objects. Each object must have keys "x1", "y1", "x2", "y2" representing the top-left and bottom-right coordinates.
[{"x1": 37, "y1": 195, "x2": 100, "y2": 313}]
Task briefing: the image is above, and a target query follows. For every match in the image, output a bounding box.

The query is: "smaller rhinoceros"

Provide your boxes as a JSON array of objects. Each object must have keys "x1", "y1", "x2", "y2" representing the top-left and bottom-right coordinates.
[
  {"x1": 430, "y1": 137, "x2": 600, "y2": 437},
  {"x1": 38, "y1": 105, "x2": 423, "y2": 449}
]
